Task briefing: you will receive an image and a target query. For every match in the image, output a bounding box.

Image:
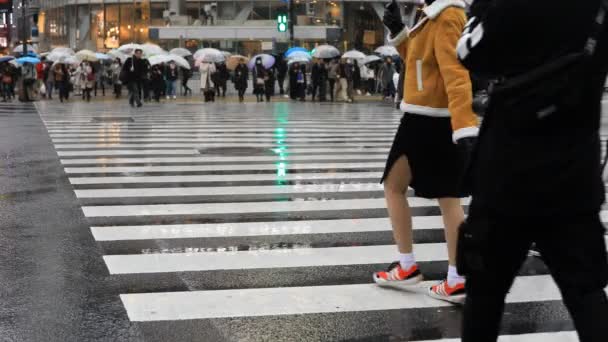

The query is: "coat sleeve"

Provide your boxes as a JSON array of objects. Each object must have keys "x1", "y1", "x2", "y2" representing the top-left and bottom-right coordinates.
[
  {"x1": 387, "y1": 28, "x2": 409, "y2": 60},
  {"x1": 434, "y1": 9, "x2": 479, "y2": 143}
]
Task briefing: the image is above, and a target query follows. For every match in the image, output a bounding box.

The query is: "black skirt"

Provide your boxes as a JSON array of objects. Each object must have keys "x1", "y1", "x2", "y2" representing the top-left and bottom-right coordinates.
[{"x1": 381, "y1": 113, "x2": 468, "y2": 199}]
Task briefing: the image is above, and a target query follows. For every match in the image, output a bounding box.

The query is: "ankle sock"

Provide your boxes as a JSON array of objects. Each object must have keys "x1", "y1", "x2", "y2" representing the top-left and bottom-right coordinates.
[
  {"x1": 447, "y1": 265, "x2": 465, "y2": 287},
  {"x1": 399, "y1": 253, "x2": 416, "y2": 270}
]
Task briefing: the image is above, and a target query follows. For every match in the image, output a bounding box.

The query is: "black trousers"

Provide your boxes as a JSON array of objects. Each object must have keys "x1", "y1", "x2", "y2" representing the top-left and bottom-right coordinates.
[
  {"x1": 237, "y1": 88, "x2": 245, "y2": 102},
  {"x1": 462, "y1": 211, "x2": 608, "y2": 342},
  {"x1": 128, "y1": 82, "x2": 142, "y2": 106},
  {"x1": 277, "y1": 75, "x2": 286, "y2": 94},
  {"x1": 328, "y1": 79, "x2": 336, "y2": 102}
]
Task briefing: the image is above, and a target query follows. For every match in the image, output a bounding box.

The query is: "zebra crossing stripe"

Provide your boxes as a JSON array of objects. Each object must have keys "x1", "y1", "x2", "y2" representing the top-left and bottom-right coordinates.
[
  {"x1": 104, "y1": 243, "x2": 448, "y2": 274},
  {"x1": 82, "y1": 197, "x2": 470, "y2": 217},
  {"x1": 417, "y1": 331, "x2": 578, "y2": 342},
  {"x1": 90, "y1": 216, "x2": 443, "y2": 241},
  {"x1": 57, "y1": 147, "x2": 390, "y2": 156},
  {"x1": 60, "y1": 155, "x2": 388, "y2": 165},
  {"x1": 119, "y1": 275, "x2": 608, "y2": 321}
]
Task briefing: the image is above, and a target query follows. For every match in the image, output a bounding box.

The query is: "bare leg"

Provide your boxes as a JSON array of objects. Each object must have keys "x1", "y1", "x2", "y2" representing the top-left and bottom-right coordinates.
[
  {"x1": 383, "y1": 156, "x2": 413, "y2": 253},
  {"x1": 438, "y1": 197, "x2": 465, "y2": 266}
]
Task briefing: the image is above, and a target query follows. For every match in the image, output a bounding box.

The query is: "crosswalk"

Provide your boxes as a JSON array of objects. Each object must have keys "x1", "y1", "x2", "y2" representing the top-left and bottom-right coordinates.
[{"x1": 36, "y1": 100, "x2": 605, "y2": 341}]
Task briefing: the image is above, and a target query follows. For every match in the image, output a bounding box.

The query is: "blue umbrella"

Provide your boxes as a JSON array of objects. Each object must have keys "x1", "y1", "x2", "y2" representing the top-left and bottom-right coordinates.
[
  {"x1": 16, "y1": 56, "x2": 41, "y2": 65},
  {"x1": 284, "y1": 47, "x2": 309, "y2": 58},
  {"x1": 0, "y1": 56, "x2": 15, "y2": 63}
]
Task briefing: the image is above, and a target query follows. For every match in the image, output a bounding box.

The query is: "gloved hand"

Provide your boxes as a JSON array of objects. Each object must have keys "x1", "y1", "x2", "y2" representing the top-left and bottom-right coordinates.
[
  {"x1": 456, "y1": 136, "x2": 477, "y2": 194},
  {"x1": 383, "y1": 0, "x2": 405, "y2": 38}
]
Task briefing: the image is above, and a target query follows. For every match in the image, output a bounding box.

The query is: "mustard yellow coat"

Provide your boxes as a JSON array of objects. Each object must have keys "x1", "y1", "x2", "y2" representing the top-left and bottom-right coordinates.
[{"x1": 389, "y1": 0, "x2": 478, "y2": 142}]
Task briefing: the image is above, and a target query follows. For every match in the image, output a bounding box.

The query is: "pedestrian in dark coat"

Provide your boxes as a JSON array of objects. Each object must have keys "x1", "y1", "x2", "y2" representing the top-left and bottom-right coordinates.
[
  {"x1": 215, "y1": 62, "x2": 229, "y2": 97},
  {"x1": 456, "y1": 0, "x2": 608, "y2": 341},
  {"x1": 253, "y1": 58, "x2": 267, "y2": 102},
  {"x1": 233, "y1": 60, "x2": 248, "y2": 102},
  {"x1": 275, "y1": 56, "x2": 288, "y2": 95},
  {"x1": 264, "y1": 68, "x2": 275, "y2": 102},
  {"x1": 288, "y1": 62, "x2": 300, "y2": 100},
  {"x1": 297, "y1": 64, "x2": 307, "y2": 101},
  {"x1": 121, "y1": 49, "x2": 148, "y2": 107}
]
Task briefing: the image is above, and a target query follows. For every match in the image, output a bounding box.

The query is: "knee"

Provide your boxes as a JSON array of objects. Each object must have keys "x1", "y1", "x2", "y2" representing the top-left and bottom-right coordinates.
[{"x1": 383, "y1": 180, "x2": 407, "y2": 197}]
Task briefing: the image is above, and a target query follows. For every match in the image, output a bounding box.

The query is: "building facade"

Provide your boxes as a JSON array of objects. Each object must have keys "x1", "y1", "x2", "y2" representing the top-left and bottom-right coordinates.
[{"x1": 36, "y1": 0, "x2": 398, "y2": 55}]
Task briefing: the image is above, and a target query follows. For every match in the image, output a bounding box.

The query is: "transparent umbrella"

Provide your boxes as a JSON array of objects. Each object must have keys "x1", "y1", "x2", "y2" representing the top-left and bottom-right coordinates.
[
  {"x1": 342, "y1": 50, "x2": 366, "y2": 60},
  {"x1": 169, "y1": 48, "x2": 192, "y2": 57},
  {"x1": 142, "y1": 43, "x2": 166, "y2": 57},
  {"x1": 193, "y1": 48, "x2": 224, "y2": 62},
  {"x1": 311, "y1": 45, "x2": 340, "y2": 59},
  {"x1": 375, "y1": 45, "x2": 399, "y2": 57},
  {"x1": 76, "y1": 49, "x2": 99, "y2": 62},
  {"x1": 118, "y1": 43, "x2": 144, "y2": 55},
  {"x1": 13, "y1": 45, "x2": 37, "y2": 55}
]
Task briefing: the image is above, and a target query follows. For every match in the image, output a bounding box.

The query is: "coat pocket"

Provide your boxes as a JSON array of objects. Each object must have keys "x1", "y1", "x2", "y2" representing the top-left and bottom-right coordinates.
[{"x1": 416, "y1": 60, "x2": 423, "y2": 91}]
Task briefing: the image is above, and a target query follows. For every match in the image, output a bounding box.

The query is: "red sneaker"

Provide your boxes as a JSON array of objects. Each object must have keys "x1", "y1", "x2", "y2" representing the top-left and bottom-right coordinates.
[
  {"x1": 373, "y1": 262, "x2": 423, "y2": 286},
  {"x1": 428, "y1": 280, "x2": 466, "y2": 304}
]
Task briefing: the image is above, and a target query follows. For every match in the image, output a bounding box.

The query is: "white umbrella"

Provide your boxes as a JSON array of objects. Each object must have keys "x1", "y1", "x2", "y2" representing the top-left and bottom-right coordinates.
[
  {"x1": 107, "y1": 49, "x2": 128, "y2": 62},
  {"x1": 8, "y1": 60, "x2": 19, "y2": 67},
  {"x1": 52, "y1": 55, "x2": 79, "y2": 67},
  {"x1": 363, "y1": 55, "x2": 382, "y2": 64},
  {"x1": 221, "y1": 51, "x2": 232, "y2": 58},
  {"x1": 287, "y1": 57, "x2": 311, "y2": 65},
  {"x1": 118, "y1": 43, "x2": 143, "y2": 55},
  {"x1": 47, "y1": 50, "x2": 72, "y2": 62},
  {"x1": 51, "y1": 47, "x2": 75, "y2": 55},
  {"x1": 13, "y1": 45, "x2": 36, "y2": 54},
  {"x1": 142, "y1": 43, "x2": 166, "y2": 57},
  {"x1": 167, "y1": 54, "x2": 190, "y2": 69},
  {"x1": 375, "y1": 45, "x2": 399, "y2": 57},
  {"x1": 342, "y1": 50, "x2": 366, "y2": 60},
  {"x1": 148, "y1": 54, "x2": 170, "y2": 66},
  {"x1": 95, "y1": 52, "x2": 112, "y2": 61},
  {"x1": 169, "y1": 48, "x2": 192, "y2": 57},
  {"x1": 193, "y1": 48, "x2": 224, "y2": 62},
  {"x1": 286, "y1": 51, "x2": 312, "y2": 61},
  {"x1": 76, "y1": 49, "x2": 99, "y2": 62},
  {"x1": 311, "y1": 45, "x2": 340, "y2": 59}
]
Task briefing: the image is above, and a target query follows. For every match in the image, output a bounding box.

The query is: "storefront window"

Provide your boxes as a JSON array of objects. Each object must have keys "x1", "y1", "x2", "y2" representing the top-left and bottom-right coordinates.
[
  {"x1": 119, "y1": 4, "x2": 134, "y2": 43},
  {"x1": 150, "y1": 2, "x2": 167, "y2": 26},
  {"x1": 90, "y1": 5, "x2": 104, "y2": 50},
  {"x1": 105, "y1": 4, "x2": 120, "y2": 49}
]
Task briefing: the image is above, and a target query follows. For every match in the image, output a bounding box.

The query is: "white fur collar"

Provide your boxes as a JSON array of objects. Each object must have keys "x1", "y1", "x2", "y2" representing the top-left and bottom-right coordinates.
[{"x1": 423, "y1": 0, "x2": 466, "y2": 19}]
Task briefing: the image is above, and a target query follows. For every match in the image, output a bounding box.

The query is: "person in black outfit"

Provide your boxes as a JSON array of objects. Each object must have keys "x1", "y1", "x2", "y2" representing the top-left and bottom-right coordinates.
[
  {"x1": 181, "y1": 67, "x2": 192, "y2": 96},
  {"x1": 215, "y1": 62, "x2": 229, "y2": 97},
  {"x1": 297, "y1": 64, "x2": 307, "y2": 101},
  {"x1": 121, "y1": 49, "x2": 148, "y2": 107},
  {"x1": 310, "y1": 60, "x2": 322, "y2": 101},
  {"x1": 316, "y1": 59, "x2": 328, "y2": 102},
  {"x1": 253, "y1": 58, "x2": 266, "y2": 102},
  {"x1": 457, "y1": 1, "x2": 608, "y2": 341},
  {"x1": 233, "y1": 59, "x2": 248, "y2": 102},
  {"x1": 150, "y1": 64, "x2": 165, "y2": 102},
  {"x1": 264, "y1": 67, "x2": 275, "y2": 102},
  {"x1": 275, "y1": 56, "x2": 288, "y2": 95},
  {"x1": 288, "y1": 62, "x2": 300, "y2": 100}
]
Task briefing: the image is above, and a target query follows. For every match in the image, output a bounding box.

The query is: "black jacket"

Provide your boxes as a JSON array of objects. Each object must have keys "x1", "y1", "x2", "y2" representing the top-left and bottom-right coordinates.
[
  {"x1": 122, "y1": 57, "x2": 149, "y2": 83},
  {"x1": 233, "y1": 64, "x2": 248, "y2": 91},
  {"x1": 459, "y1": 0, "x2": 608, "y2": 215}
]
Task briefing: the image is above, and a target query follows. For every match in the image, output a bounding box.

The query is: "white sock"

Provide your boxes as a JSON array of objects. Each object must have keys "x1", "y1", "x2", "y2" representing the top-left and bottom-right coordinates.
[
  {"x1": 447, "y1": 265, "x2": 465, "y2": 287},
  {"x1": 399, "y1": 253, "x2": 416, "y2": 270}
]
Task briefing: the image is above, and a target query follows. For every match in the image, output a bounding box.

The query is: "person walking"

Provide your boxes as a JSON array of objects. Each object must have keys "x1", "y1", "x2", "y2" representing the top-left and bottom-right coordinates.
[
  {"x1": 215, "y1": 62, "x2": 229, "y2": 98},
  {"x1": 110, "y1": 58, "x2": 122, "y2": 98},
  {"x1": 234, "y1": 58, "x2": 248, "y2": 103},
  {"x1": 317, "y1": 59, "x2": 328, "y2": 102},
  {"x1": 455, "y1": 0, "x2": 608, "y2": 341},
  {"x1": 53, "y1": 63, "x2": 69, "y2": 102},
  {"x1": 297, "y1": 64, "x2": 307, "y2": 101},
  {"x1": 181, "y1": 67, "x2": 192, "y2": 96},
  {"x1": 275, "y1": 56, "x2": 288, "y2": 95},
  {"x1": 379, "y1": 57, "x2": 397, "y2": 100},
  {"x1": 199, "y1": 61, "x2": 216, "y2": 102},
  {"x1": 352, "y1": 59, "x2": 362, "y2": 96},
  {"x1": 310, "y1": 60, "x2": 322, "y2": 101},
  {"x1": 93, "y1": 62, "x2": 105, "y2": 97},
  {"x1": 122, "y1": 49, "x2": 147, "y2": 108},
  {"x1": 1, "y1": 63, "x2": 13, "y2": 102},
  {"x1": 335, "y1": 59, "x2": 351, "y2": 102},
  {"x1": 288, "y1": 62, "x2": 300, "y2": 100},
  {"x1": 44, "y1": 61, "x2": 54, "y2": 100},
  {"x1": 80, "y1": 61, "x2": 94, "y2": 102},
  {"x1": 327, "y1": 59, "x2": 338, "y2": 102},
  {"x1": 253, "y1": 57, "x2": 267, "y2": 103},
  {"x1": 264, "y1": 67, "x2": 275, "y2": 102},
  {"x1": 372, "y1": 0, "x2": 478, "y2": 304},
  {"x1": 345, "y1": 59, "x2": 355, "y2": 102},
  {"x1": 164, "y1": 61, "x2": 179, "y2": 100},
  {"x1": 150, "y1": 64, "x2": 165, "y2": 102}
]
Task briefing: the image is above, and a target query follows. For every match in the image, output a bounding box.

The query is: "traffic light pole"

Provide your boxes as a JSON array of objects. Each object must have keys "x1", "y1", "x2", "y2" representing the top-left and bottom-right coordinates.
[
  {"x1": 288, "y1": 0, "x2": 294, "y2": 46},
  {"x1": 21, "y1": 0, "x2": 27, "y2": 56}
]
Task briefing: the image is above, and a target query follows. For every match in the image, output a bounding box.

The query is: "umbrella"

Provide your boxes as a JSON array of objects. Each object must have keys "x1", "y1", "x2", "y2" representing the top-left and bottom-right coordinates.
[
  {"x1": 311, "y1": 45, "x2": 340, "y2": 59},
  {"x1": 40, "y1": 52, "x2": 50, "y2": 57},
  {"x1": 342, "y1": 50, "x2": 366, "y2": 60},
  {"x1": 76, "y1": 49, "x2": 98, "y2": 62},
  {"x1": 375, "y1": 45, "x2": 399, "y2": 57},
  {"x1": 149, "y1": 54, "x2": 191, "y2": 69},
  {"x1": 95, "y1": 52, "x2": 112, "y2": 61},
  {"x1": 363, "y1": 55, "x2": 382, "y2": 65},
  {"x1": 193, "y1": 48, "x2": 224, "y2": 62},
  {"x1": 0, "y1": 56, "x2": 15, "y2": 63},
  {"x1": 47, "y1": 51, "x2": 70, "y2": 62},
  {"x1": 13, "y1": 45, "x2": 37, "y2": 54},
  {"x1": 9, "y1": 60, "x2": 19, "y2": 67},
  {"x1": 107, "y1": 49, "x2": 128, "y2": 62},
  {"x1": 16, "y1": 56, "x2": 41, "y2": 65},
  {"x1": 247, "y1": 54, "x2": 275, "y2": 70},
  {"x1": 169, "y1": 48, "x2": 192, "y2": 57},
  {"x1": 221, "y1": 51, "x2": 232, "y2": 58},
  {"x1": 118, "y1": 43, "x2": 144, "y2": 55},
  {"x1": 226, "y1": 55, "x2": 249, "y2": 70},
  {"x1": 52, "y1": 55, "x2": 79, "y2": 67},
  {"x1": 142, "y1": 43, "x2": 166, "y2": 57},
  {"x1": 51, "y1": 47, "x2": 75, "y2": 55},
  {"x1": 284, "y1": 47, "x2": 309, "y2": 58},
  {"x1": 287, "y1": 57, "x2": 311, "y2": 65},
  {"x1": 286, "y1": 51, "x2": 312, "y2": 61}
]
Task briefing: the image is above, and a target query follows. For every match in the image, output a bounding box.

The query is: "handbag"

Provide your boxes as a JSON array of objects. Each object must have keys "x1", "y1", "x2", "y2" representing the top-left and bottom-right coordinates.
[
  {"x1": 2, "y1": 74, "x2": 12, "y2": 84},
  {"x1": 256, "y1": 77, "x2": 265, "y2": 85}
]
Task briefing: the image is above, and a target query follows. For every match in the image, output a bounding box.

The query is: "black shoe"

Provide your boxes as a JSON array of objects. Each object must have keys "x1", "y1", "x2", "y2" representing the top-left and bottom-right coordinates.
[{"x1": 137, "y1": 102, "x2": 143, "y2": 107}]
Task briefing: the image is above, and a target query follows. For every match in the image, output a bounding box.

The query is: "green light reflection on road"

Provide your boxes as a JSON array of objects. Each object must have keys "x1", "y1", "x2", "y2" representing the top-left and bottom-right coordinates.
[{"x1": 273, "y1": 104, "x2": 290, "y2": 185}]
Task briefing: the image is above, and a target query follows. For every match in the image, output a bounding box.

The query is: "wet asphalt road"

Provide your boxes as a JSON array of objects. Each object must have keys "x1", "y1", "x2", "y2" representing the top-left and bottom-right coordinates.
[{"x1": 1, "y1": 99, "x2": 608, "y2": 341}]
